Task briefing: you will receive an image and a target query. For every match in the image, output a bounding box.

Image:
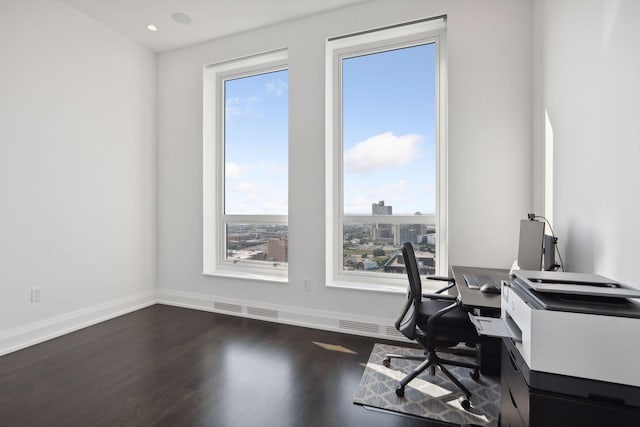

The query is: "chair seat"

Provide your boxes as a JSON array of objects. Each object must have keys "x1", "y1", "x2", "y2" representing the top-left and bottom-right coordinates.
[{"x1": 417, "y1": 299, "x2": 478, "y2": 341}]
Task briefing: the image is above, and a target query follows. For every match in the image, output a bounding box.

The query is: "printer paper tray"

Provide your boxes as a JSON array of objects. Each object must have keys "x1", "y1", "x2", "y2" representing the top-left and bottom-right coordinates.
[{"x1": 468, "y1": 313, "x2": 522, "y2": 342}]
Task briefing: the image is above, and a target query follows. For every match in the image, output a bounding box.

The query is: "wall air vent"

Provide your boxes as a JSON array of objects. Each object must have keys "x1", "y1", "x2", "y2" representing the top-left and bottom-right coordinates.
[
  {"x1": 214, "y1": 301, "x2": 243, "y2": 313},
  {"x1": 247, "y1": 306, "x2": 279, "y2": 319},
  {"x1": 384, "y1": 325, "x2": 404, "y2": 338},
  {"x1": 338, "y1": 319, "x2": 379, "y2": 334}
]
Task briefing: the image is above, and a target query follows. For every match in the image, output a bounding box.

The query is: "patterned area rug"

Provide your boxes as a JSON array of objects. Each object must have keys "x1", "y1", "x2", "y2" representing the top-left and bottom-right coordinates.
[{"x1": 354, "y1": 343, "x2": 500, "y2": 426}]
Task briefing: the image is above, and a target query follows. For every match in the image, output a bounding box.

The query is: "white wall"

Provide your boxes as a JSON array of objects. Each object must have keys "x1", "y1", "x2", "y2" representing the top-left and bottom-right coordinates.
[
  {"x1": 157, "y1": 0, "x2": 532, "y2": 323},
  {"x1": 535, "y1": 0, "x2": 640, "y2": 287},
  {"x1": 0, "y1": 0, "x2": 157, "y2": 352}
]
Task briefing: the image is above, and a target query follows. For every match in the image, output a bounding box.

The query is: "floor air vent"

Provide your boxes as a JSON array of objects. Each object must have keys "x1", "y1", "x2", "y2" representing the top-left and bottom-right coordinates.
[
  {"x1": 338, "y1": 319, "x2": 379, "y2": 334},
  {"x1": 247, "y1": 306, "x2": 279, "y2": 319},
  {"x1": 214, "y1": 301, "x2": 243, "y2": 313}
]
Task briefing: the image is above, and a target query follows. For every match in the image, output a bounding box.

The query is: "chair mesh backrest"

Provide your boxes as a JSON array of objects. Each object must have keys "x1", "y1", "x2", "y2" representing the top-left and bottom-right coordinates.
[
  {"x1": 402, "y1": 242, "x2": 422, "y2": 300},
  {"x1": 396, "y1": 242, "x2": 422, "y2": 340}
]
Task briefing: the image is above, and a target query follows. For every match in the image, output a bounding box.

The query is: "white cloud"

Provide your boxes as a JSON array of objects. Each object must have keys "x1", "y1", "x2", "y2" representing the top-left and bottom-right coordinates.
[
  {"x1": 226, "y1": 181, "x2": 287, "y2": 214},
  {"x1": 226, "y1": 161, "x2": 286, "y2": 180},
  {"x1": 225, "y1": 97, "x2": 243, "y2": 119},
  {"x1": 256, "y1": 160, "x2": 287, "y2": 176},
  {"x1": 344, "y1": 196, "x2": 373, "y2": 214},
  {"x1": 225, "y1": 162, "x2": 250, "y2": 179},
  {"x1": 264, "y1": 199, "x2": 288, "y2": 213},
  {"x1": 344, "y1": 180, "x2": 410, "y2": 214},
  {"x1": 225, "y1": 96, "x2": 259, "y2": 120},
  {"x1": 376, "y1": 179, "x2": 408, "y2": 194},
  {"x1": 224, "y1": 161, "x2": 287, "y2": 214},
  {"x1": 231, "y1": 182, "x2": 260, "y2": 193},
  {"x1": 265, "y1": 79, "x2": 288, "y2": 97},
  {"x1": 344, "y1": 132, "x2": 423, "y2": 175}
]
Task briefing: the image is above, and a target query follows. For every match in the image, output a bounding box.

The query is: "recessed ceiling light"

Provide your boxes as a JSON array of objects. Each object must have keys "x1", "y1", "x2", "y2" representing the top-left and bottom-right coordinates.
[
  {"x1": 171, "y1": 12, "x2": 192, "y2": 25},
  {"x1": 147, "y1": 24, "x2": 158, "y2": 32}
]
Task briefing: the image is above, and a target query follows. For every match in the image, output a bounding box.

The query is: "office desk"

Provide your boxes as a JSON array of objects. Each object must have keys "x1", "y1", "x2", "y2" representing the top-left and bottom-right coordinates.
[
  {"x1": 451, "y1": 266, "x2": 510, "y2": 375},
  {"x1": 451, "y1": 266, "x2": 510, "y2": 313}
]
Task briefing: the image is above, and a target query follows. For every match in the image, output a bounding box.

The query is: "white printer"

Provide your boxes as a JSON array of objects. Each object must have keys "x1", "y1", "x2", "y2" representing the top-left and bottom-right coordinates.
[{"x1": 470, "y1": 270, "x2": 640, "y2": 405}]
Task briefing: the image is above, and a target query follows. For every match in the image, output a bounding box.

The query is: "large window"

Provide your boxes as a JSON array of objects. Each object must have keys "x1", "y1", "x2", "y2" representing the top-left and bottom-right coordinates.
[
  {"x1": 204, "y1": 50, "x2": 288, "y2": 279},
  {"x1": 326, "y1": 19, "x2": 447, "y2": 289}
]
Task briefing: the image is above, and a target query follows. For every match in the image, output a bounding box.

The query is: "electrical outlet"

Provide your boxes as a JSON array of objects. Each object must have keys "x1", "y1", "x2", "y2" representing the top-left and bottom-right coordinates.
[
  {"x1": 31, "y1": 287, "x2": 41, "y2": 302},
  {"x1": 303, "y1": 277, "x2": 311, "y2": 291}
]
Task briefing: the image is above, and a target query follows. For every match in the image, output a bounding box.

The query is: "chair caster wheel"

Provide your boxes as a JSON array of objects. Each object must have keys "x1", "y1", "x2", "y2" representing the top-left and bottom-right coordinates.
[
  {"x1": 470, "y1": 369, "x2": 480, "y2": 381},
  {"x1": 395, "y1": 386, "x2": 405, "y2": 397},
  {"x1": 382, "y1": 357, "x2": 391, "y2": 368},
  {"x1": 461, "y1": 399, "x2": 471, "y2": 410}
]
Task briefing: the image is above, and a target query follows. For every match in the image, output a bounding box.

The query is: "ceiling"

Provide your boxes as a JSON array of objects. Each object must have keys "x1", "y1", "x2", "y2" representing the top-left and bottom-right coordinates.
[{"x1": 63, "y1": 0, "x2": 371, "y2": 53}]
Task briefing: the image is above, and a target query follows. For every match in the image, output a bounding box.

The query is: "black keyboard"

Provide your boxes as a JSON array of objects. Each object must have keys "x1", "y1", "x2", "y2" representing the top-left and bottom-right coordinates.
[{"x1": 463, "y1": 274, "x2": 499, "y2": 290}]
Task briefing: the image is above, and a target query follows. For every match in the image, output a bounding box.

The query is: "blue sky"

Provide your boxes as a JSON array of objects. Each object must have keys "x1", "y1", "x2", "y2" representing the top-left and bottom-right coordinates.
[
  {"x1": 224, "y1": 42, "x2": 436, "y2": 216},
  {"x1": 343, "y1": 43, "x2": 436, "y2": 215},
  {"x1": 224, "y1": 69, "x2": 288, "y2": 215}
]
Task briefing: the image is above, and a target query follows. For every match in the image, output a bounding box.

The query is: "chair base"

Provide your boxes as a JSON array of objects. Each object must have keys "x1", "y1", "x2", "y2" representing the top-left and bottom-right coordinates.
[{"x1": 383, "y1": 350, "x2": 480, "y2": 410}]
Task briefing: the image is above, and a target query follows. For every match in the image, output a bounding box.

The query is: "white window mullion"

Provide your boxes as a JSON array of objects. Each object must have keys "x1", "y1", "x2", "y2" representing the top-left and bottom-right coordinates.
[{"x1": 343, "y1": 215, "x2": 437, "y2": 225}]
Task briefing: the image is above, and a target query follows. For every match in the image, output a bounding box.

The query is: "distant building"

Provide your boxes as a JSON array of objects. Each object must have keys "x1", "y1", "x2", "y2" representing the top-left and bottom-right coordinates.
[
  {"x1": 372, "y1": 201, "x2": 393, "y2": 243},
  {"x1": 382, "y1": 249, "x2": 435, "y2": 275},
  {"x1": 417, "y1": 233, "x2": 437, "y2": 246},
  {"x1": 396, "y1": 224, "x2": 422, "y2": 245},
  {"x1": 267, "y1": 238, "x2": 288, "y2": 262},
  {"x1": 362, "y1": 259, "x2": 378, "y2": 270},
  {"x1": 372, "y1": 200, "x2": 392, "y2": 215}
]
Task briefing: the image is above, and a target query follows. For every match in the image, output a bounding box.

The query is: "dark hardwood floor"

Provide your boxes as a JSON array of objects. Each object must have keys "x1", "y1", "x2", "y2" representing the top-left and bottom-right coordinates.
[{"x1": 0, "y1": 304, "x2": 450, "y2": 427}]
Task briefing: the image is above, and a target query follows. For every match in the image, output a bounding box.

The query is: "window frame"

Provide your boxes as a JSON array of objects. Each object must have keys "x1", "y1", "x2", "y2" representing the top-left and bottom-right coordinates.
[
  {"x1": 325, "y1": 19, "x2": 448, "y2": 291},
  {"x1": 203, "y1": 49, "x2": 289, "y2": 281}
]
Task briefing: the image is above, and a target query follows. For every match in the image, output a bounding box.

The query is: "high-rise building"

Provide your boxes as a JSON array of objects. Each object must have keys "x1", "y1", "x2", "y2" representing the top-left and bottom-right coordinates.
[
  {"x1": 396, "y1": 224, "x2": 420, "y2": 245},
  {"x1": 372, "y1": 201, "x2": 393, "y2": 243},
  {"x1": 267, "y1": 238, "x2": 288, "y2": 262},
  {"x1": 372, "y1": 200, "x2": 392, "y2": 215}
]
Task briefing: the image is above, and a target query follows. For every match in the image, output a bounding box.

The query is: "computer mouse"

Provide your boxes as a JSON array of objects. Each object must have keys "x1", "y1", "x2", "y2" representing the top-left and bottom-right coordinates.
[{"x1": 480, "y1": 283, "x2": 501, "y2": 294}]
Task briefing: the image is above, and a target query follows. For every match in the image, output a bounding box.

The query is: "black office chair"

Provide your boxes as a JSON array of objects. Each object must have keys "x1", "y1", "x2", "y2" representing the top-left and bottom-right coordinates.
[{"x1": 383, "y1": 242, "x2": 480, "y2": 410}]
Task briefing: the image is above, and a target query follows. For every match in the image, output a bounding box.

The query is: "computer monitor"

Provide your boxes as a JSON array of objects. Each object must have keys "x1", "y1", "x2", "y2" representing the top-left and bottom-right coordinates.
[
  {"x1": 517, "y1": 219, "x2": 545, "y2": 270},
  {"x1": 543, "y1": 234, "x2": 556, "y2": 271}
]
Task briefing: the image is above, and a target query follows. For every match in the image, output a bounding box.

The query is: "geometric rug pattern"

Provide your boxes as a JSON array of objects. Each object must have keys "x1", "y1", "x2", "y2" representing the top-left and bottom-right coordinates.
[{"x1": 354, "y1": 343, "x2": 500, "y2": 426}]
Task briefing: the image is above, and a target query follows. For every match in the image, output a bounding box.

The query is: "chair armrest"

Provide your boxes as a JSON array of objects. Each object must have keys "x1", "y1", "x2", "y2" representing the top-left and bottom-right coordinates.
[
  {"x1": 426, "y1": 276, "x2": 455, "y2": 282},
  {"x1": 421, "y1": 292, "x2": 457, "y2": 301},
  {"x1": 425, "y1": 276, "x2": 456, "y2": 294}
]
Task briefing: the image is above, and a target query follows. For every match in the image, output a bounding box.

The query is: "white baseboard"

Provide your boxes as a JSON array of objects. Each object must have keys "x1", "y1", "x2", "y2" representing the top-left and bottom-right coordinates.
[
  {"x1": 157, "y1": 289, "x2": 408, "y2": 343},
  {"x1": 0, "y1": 288, "x2": 408, "y2": 357},
  {"x1": 0, "y1": 290, "x2": 157, "y2": 356}
]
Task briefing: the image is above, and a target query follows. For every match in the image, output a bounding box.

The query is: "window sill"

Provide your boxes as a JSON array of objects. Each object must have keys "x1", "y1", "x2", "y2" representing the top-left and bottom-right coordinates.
[
  {"x1": 326, "y1": 277, "x2": 447, "y2": 294},
  {"x1": 204, "y1": 270, "x2": 288, "y2": 284},
  {"x1": 326, "y1": 280, "x2": 406, "y2": 294}
]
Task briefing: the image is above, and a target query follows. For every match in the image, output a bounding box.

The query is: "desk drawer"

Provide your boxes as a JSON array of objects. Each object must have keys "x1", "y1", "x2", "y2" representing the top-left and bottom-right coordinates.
[
  {"x1": 500, "y1": 382, "x2": 526, "y2": 427},
  {"x1": 501, "y1": 341, "x2": 530, "y2": 424}
]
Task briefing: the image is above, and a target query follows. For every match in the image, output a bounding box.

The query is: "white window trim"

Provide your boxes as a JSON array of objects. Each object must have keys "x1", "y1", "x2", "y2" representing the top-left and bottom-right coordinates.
[
  {"x1": 203, "y1": 49, "x2": 289, "y2": 281},
  {"x1": 325, "y1": 19, "x2": 448, "y2": 291}
]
